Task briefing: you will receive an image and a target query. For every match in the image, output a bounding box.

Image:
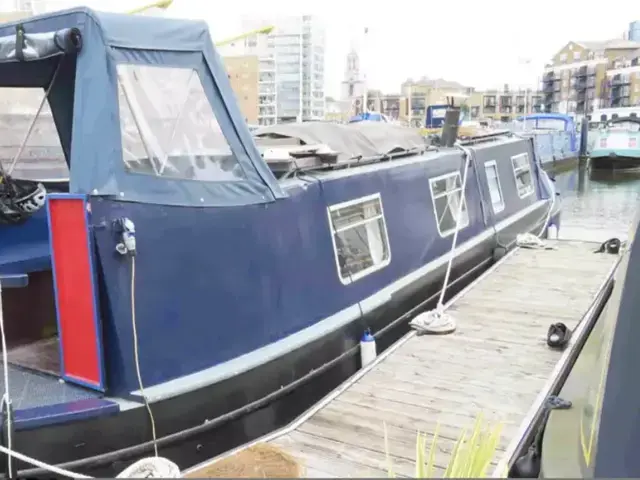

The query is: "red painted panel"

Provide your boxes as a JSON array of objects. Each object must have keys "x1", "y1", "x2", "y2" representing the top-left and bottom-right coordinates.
[{"x1": 49, "y1": 198, "x2": 102, "y2": 389}]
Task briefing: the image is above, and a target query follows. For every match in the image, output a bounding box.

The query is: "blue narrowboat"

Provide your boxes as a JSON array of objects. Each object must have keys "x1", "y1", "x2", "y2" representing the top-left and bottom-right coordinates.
[
  {"x1": 514, "y1": 113, "x2": 580, "y2": 171},
  {"x1": 0, "y1": 7, "x2": 561, "y2": 477}
]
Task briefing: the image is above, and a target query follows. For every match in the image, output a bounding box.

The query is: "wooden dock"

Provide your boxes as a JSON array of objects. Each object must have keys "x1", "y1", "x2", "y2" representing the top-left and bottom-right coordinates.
[{"x1": 186, "y1": 240, "x2": 619, "y2": 478}]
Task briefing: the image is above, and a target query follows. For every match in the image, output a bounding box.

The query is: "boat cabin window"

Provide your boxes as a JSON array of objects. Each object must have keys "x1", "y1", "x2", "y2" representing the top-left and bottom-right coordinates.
[
  {"x1": 429, "y1": 171, "x2": 469, "y2": 237},
  {"x1": 0, "y1": 88, "x2": 69, "y2": 183},
  {"x1": 511, "y1": 153, "x2": 534, "y2": 198},
  {"x1": 484, "y1": 161, "x2": 505, "y2": 213},
  {"x1": 116, "y1": 64, "x2": 246, "y2": 182},
  {"x1": 327, "y1": 194, "x2": 391, "y2": 284},
  {"x1": 609, "y1": 120, "x2": 640, "y2": 131}
]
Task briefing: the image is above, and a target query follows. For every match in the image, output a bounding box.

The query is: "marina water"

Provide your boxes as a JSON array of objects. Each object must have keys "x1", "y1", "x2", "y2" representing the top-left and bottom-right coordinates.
[{"x1": 554, "y1": 165, "x2": 640, "y2": 242}]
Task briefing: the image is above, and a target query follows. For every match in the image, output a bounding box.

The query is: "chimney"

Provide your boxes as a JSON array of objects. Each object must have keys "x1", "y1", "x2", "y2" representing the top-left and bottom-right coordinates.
[{"x1": 441, "y1": 106, "x2": 461, "y2": 147}]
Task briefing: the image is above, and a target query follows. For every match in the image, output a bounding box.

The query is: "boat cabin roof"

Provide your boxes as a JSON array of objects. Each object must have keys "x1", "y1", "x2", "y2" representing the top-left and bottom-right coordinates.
[
  {"x1": 253, "y1": 122, "x2": 428, "y2": 176},
  {"x1": 253, "y1": 121, "x2": 523, "y2": 178},
  {"x1": 518, "y1": 113, "x2": 573, "y2": 123},
  {"x1": 516, "y1": 113, "x2": 575, "y2": 130},
  {"x1": 0, "y1": 7, "x2": 285, "y2": 208},
  {"x1": 607, "y1": 116, "x2": 640, "y2": 126}
]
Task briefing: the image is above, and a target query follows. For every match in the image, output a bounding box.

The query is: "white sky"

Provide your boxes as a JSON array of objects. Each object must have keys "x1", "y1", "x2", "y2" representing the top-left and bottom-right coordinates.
[{"x1": 33, "y1": 0, "x2": 640, "y2": 97}]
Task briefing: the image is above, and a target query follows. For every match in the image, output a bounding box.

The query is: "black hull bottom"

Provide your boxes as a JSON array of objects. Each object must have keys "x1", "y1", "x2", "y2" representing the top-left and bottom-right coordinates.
[
  {"x1": 590, "y1": 156, "x2": 640, "y2": 170},
  {"x1": 13, "y1": 211, "x2": 548, "y2": 478}
]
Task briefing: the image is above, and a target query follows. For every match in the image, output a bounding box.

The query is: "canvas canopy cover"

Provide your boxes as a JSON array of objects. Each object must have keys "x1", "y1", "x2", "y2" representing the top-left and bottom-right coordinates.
[{"x1": 0, "y1": 7, "x2": 285, "y2": 207}]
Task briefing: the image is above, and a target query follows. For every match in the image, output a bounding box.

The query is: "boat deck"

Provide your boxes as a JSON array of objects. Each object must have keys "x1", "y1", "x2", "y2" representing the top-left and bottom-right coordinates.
[
  {"x1": 2, "y1": 364, "x2": 100, "y2": 411},
  {"x1": 186, "y1": 239, "x2": 618, "y2": 478}
]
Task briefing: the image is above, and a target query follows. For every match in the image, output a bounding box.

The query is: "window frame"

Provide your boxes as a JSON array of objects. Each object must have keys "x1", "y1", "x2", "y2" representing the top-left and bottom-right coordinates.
[
  {"x1": 428, "y1": 171, "x2": 470, "y2": 238},
  {"x1": 511, "y1": 152, "x2": 535, "y2": 199},
  {"x1": 327, "y1": 193, "x2": 392, "y2": 285},
  {"x1": 484, "y1": 160, "x2": 505, "y2": 213}
]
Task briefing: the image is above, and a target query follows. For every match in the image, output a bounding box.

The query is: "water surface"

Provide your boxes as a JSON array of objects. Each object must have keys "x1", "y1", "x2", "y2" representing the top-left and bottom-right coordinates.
[{"x1": 553, "y1": 167, "x2": 640, "y2": 243}]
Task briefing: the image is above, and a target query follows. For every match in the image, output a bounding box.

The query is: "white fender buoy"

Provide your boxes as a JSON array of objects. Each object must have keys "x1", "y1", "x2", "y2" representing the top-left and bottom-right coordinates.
[
  {"x1": 547, "y1": 223, "x2": 558, "y2": 240},
  {"x1": 360, "y1": 329, "x2": 377, "y2": 367},
  {"x1": 116, "y1": 457, "x2": 181, "y2": 478}
]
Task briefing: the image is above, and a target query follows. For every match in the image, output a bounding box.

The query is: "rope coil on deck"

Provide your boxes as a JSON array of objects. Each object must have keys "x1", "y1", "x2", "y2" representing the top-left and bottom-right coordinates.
[{"x1": 409, "y1": 143, "x2": 473, "y2": 335}]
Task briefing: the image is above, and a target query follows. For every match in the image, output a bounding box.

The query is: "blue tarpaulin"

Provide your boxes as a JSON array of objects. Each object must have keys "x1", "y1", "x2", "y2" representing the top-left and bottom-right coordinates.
[{"x1": 349, "y1": 112, "x2": 387, "y2": 123}]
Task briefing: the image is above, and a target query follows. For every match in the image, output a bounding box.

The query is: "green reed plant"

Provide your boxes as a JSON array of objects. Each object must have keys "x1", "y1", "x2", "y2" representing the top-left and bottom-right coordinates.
[{"x1": 384, "y1": 413, "x2": 503, "y2": 478}]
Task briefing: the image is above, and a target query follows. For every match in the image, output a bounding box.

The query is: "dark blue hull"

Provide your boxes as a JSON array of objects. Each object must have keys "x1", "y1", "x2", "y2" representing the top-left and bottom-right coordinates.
[
  {"x1": 13, "y1": 201, "x2": 550, "y2": 478},
  {"x1": 6, "y1": 134, "x2": 556, "y2": 477},
  {"x1": 590, "y1": 155, "x2": 640, "y2": 170}
]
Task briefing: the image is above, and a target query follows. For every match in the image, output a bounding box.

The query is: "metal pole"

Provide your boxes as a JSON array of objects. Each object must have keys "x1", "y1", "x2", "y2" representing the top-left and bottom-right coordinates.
[
  {"x1": 362, "y1": 27, "x2": 368, "y2": 114},
  {"x1": 408, "y1": 84, "x2": 412, "y2": 126},
  {"x1": 519, "y1": 57, "x2": 532, "y2": 130},
  {"x1": 298, "y1": 20, "x2": 303, "y2": 122}
]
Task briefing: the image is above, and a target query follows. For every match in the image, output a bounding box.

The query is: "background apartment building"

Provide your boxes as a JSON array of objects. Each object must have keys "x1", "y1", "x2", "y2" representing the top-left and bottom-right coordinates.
[
  {"x1": 467, "y1": 86, "x2": 543, "y2": 122},
  {"x1": 349, "y1": 77, "x2": 473, "y2": 126},
  {"x1": 401, "y1": 78, "x2": 473, "y2": 127},
  {"x1": 349, "y1": 81, "x2": 542, "y2": 126},
  {"x1": 542, "y1": 38, "x2": 640, "y2": 115},
  {"x1": 352, "y1": 89, "x2": 408, "y2": 121},
  {"x1": 241, "y1": 15, "x2": 326, "y2": 125}
]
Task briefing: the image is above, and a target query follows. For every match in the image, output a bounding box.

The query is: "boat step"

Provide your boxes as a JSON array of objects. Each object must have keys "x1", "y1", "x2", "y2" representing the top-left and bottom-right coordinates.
[{"x1": 0, "y1": 273, "x2": 28, "y2": 289}]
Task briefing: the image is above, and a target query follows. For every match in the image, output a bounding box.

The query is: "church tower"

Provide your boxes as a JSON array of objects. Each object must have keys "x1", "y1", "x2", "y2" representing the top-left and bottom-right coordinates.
[{"x1": 340, "y1": 48, "x2": 365, "y2": 108}]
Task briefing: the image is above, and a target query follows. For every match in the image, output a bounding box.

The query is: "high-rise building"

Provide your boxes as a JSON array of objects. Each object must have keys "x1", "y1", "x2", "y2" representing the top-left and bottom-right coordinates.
[
  {"x1": 241, "y1": 15, "x2": 326, "y2": 124},
  {"x1": 630, "y1": 21, "x2": 640, "y2": 42}
]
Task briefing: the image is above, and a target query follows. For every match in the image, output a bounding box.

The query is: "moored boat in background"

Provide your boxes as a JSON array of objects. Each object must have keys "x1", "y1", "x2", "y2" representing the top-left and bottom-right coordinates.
[
  {"x1": 590, "y1": 116, "x2": 640, "y2": 170},
  {"x1": 510, "y1": 113, "x2": 580, "y2": 172}
]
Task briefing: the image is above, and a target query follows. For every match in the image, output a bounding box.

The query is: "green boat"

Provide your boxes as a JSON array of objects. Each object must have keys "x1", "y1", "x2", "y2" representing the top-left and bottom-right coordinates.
[{"x1": 590, "y1": 116, "x2": 640, "y2": 170}]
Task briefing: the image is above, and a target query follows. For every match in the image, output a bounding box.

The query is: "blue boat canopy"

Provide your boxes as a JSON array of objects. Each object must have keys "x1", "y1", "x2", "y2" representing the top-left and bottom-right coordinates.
[
  {"x1": 516, "y1": 113, "x2": 575, "y2": 130},
  {"x1": 0, "y1": 7, "x2": 285, "y2": 207}
]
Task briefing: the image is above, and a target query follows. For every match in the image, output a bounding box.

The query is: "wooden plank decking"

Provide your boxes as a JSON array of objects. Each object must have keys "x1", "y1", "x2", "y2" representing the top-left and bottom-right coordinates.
[{"x1": 187, "y1": 240, "x2": 619, "y2": 478}]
